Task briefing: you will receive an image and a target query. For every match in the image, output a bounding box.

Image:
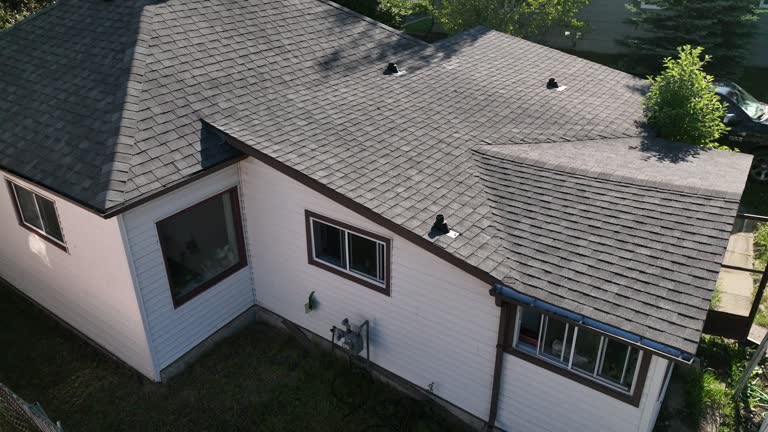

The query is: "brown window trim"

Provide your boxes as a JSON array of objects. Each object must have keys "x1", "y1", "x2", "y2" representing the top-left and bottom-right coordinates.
[
  {"x1": 502, "y1": 304, "x2": 651, "y2": 407},
  {"x1": 5, "y1": 179, "x2": 68, "y2": 253},
  {"x1": 305, "y1": 210, "x2": 392, "y2": 296},
  {"x1": 157, "y1": 187, "x2": 248, "y2": 309}
]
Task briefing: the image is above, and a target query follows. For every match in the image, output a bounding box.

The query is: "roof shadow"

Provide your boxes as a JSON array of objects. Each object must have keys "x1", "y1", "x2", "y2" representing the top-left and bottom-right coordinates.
[{"x1": 200, "y1": 122, "x2": 244, "y2": 169}]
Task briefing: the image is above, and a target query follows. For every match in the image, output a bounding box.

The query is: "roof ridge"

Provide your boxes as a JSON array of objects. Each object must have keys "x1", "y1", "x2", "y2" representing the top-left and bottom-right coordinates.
[
  {"x1": 472, "y1": 146, "x2": 743, "y2": 201},
  {"x1": 482, "y1": 132, "x2": 647, "y2": 146},
  {"x1": 98, "y1": 0, "x2": 157, "y2": 206},
  {"x1": 479, "y1": 28, "x2": 650, "y2": 84},
  {"x1": 315, "y1": 0, "x2": 428, "y2": 46}
]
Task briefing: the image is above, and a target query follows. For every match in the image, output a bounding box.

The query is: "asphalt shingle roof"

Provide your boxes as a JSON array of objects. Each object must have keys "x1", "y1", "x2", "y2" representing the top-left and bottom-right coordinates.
[
  {"x1": 0, "y1": 0, "x2": 753, "y2": 353},
  {"x1": 473, "y1": 139, "x2": 751, "y2": 353},
  {"x1": 0, "y1": 0, "x2": 152, "y2": 208}
]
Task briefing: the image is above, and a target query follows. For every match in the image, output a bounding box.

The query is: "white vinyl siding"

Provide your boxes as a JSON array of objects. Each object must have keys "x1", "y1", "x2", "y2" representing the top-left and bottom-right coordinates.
[
  {"x1": 0, "y1": 171, "x2": 155, "y2": 379},
  {"x1": 239, "y1": 157, "x2": 498, "y2": 419},
  {"x1": 497, "y1": 354, "x2": 671, "y2": 432},
  {"x1": 122, "y1": 165, "x2": 254, "y2": 369},
  {"x1": 239, "y1": 157, "x2": 670, "y2": 430}
]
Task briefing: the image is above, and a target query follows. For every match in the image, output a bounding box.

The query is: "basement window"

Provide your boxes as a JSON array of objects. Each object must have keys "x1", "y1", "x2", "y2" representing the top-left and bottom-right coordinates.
[
  {"x1": 156, "y1": 188, "x2": 247, "y2": 308},
  {"x1": 7, "y1": 180, "x2": 66, "y2": 250},
  {"x1": 306, "y1": 210, "x2": 390, "y2": 295},
  {"x1": 511, "y1": 306, "x2": 642, "y2": 393}
]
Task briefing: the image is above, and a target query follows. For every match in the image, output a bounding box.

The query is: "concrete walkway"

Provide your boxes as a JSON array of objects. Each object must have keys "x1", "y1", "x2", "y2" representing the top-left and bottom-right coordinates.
[{"x1": 715, "y1": 232, "x2": 755, "y2": 315}]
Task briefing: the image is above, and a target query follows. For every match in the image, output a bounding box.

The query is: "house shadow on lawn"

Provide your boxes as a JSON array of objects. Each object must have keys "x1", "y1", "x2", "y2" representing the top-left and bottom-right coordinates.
[{"x1": 0, "y1": 283, "x2": 470, "y2": 432}]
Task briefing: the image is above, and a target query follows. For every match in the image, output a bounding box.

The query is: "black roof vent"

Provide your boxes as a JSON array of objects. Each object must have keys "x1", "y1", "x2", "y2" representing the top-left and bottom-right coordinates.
[
  {"x1": 384, "y1": 62, "x2": 404, "y2": 76},
  {"x1": 546, "y1": 78, "x2": 559, "y2": 89},
  {"x1": 431, "y1": 214, "x2": 449, "y2": 234}
]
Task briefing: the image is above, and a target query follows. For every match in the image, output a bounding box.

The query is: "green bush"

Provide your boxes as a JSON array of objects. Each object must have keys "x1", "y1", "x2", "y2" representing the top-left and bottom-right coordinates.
[
  {"x1": 645, "y1": 45, "x2": 730, "y2": 149},
  {"x1": 754, "y1": 223, "x2": 768, "y2": 270},
  {"x1": 378, "y1": 0, "x2": 431, "y2": 29}
]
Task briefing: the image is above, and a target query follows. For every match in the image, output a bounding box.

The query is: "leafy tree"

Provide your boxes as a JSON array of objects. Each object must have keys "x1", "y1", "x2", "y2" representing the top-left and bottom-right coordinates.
[
  {"x1": 298, "y1": 0, "x2": 591, "y2": 40},
  {"x1": 623, "y1": 0, "x2": 765, "y2": 79},
  {"x1": 1, "y1": 0, "x2": 54, "y2": 30},
  {"x1": 378, "y1": 0, "x2": 433, "y2": 29},
  {"x1": 430, "y1": 0, "x2": 590, "y2": 39},
  {"x1": 645, "y1": 45, "x2": 729, "y2": 149}
]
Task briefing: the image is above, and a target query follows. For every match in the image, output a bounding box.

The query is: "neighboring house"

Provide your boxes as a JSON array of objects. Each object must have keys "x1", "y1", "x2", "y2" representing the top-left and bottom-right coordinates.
[
  {"x1": 0, "y1": 0, "x2": 754, "y2": 431},
  {"x1": 545, "y1": 0, "x2": 768, "y2": 68}
]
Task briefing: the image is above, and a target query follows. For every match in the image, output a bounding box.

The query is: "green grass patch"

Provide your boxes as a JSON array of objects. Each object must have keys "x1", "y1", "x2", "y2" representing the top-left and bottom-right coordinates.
[
  {"x1": 712, "y1": 281, "x2": 723, "y2": 310},
  {"x1": 0, "y1": 283, "x2": 470, "y2": 432}
]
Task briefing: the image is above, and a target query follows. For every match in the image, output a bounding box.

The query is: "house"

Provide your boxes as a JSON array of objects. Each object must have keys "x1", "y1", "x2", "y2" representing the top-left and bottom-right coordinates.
[
  {"x1": 0, "y1": 0, "x2": 754, "y2": 431},
  {"x1": 544, "y1": 0, "x2": 768, "y2": 68}
]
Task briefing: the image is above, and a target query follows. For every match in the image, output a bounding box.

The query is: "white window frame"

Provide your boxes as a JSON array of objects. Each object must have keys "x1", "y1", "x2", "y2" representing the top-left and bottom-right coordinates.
[
  {"x1": 760, "y1": 0, "x2": 768, "y2": 9},
  {"x1": 8, "y1": 181, "x2": 67, "y2": 248},
  {"x1": 309, "y1": 216, "x2": 387, "y2": 288},
  {"x1": 513, "y1": 306, "x2": 642, "y2": 394}
]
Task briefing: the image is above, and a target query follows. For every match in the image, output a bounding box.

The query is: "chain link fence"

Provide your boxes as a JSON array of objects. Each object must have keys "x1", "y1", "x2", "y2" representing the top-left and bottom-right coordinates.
[{"x1": 0, "y1": 383, "x2": 63, "y2": 432}]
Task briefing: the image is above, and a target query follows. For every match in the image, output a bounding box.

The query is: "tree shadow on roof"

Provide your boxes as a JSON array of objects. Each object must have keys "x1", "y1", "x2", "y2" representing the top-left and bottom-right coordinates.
[
  {"x1": 316, "y1": 6, "x2": 488, "y2": 75},
  {"x1": 630, "y1": 129, "x2": 704, "y2": 164}
]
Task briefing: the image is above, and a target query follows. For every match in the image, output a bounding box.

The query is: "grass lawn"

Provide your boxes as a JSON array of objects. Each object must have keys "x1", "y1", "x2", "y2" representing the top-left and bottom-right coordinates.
[{"x1": 0, "y1": 283, "x2": 471, "y2": 432}]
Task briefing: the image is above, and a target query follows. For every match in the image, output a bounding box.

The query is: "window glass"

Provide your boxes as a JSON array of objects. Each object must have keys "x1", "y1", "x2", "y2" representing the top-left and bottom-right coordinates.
[
  {"x1": 517, "y1": 308, "x2": 542, "y2": 351},
  {"x1": 312, "y1": 220, "x2": 345, "y2": 268},
  {"x1": 36, "y1": 196, "x2": 63, "y2": 242},
  {"x1": 726, "y1": 83, "x2": 767, "y2": 121},
  {"x1": 14, "y1": 185, "x2": 43, "y2": 231},
  {"x1": 157, "y1": 190, "x2": 245, "y2": 304},
  {"x1": 599, "y1": 339, "x2": 631, "y2": 383},
  {"x1": 572, "y1": 327, "x2": 602, "y2": 374},
  {"x1": 512, "y1": 306, "x2": 643, "y2": 394},
  {"x1": 348, "y1": 232, "x2": 382, "y2": 282},
  {"x1": 619, "y1": 347, "x2": 640, "y2": 388},
  {"x1": 598, "y1": 339, "x2": 640, "y2": 387},
  {"x1": 306, "y1": 212, "x2": 390, "y2": 293},
  {"x1": 541, "y1": 317, "x2": 573, "y2": 364}
]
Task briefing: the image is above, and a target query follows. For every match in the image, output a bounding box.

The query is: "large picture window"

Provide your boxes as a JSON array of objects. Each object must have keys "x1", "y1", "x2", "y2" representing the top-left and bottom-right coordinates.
[
  {"x1": 7, "y1": 180, "x2": 66, "y2": 250},
  {"x1": 305, "y1": 210, "x2": 390, "y2": 295},
  {"x1": 157, "y1": 188, "x2": 247, "y2": 307},
  {"x1": 511, "y1": 306, "x2": 642, "y2": 394}
]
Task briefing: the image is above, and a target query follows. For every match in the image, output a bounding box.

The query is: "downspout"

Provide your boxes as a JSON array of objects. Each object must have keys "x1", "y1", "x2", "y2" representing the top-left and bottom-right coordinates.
[{"x1": 485, "y1": 289, "x2": 510, "y2": 431}]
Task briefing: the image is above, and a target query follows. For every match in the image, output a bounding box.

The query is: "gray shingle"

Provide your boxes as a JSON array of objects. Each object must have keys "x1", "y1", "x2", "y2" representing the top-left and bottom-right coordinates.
[{"x1": 473, "y1": 140, "x2": 751, "y2": 354}]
